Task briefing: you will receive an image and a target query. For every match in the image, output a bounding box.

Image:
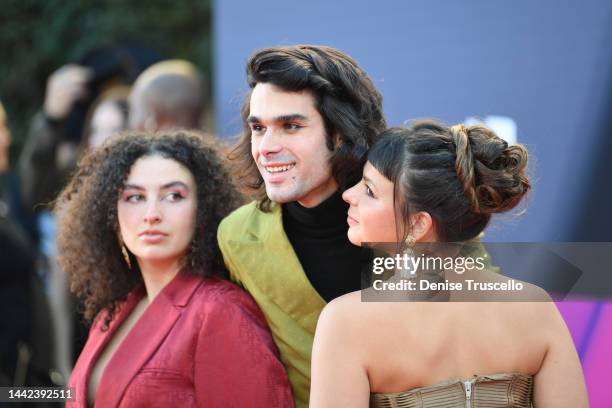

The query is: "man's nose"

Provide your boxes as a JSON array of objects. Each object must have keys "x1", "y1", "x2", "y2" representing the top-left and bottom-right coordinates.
[{"x1": 258, "y1": 128, "x2": 283, "y2": 156}]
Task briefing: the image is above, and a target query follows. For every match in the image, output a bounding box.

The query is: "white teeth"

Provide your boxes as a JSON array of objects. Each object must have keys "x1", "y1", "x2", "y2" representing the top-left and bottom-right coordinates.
[{"x1": 265, "y1": 164, "x2": 295, "y2": 173}]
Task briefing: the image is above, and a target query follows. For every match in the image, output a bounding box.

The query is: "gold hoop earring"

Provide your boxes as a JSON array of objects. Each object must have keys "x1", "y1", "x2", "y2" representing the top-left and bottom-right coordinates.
[{"x1": 121, "y1": 244, "x2": 132, "y2": 269}]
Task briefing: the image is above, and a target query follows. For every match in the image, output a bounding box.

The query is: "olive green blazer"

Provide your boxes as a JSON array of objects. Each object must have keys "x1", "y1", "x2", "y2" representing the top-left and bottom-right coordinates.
[{"x1": 218, "y1": 201, "x2": 323, "y2": 408}]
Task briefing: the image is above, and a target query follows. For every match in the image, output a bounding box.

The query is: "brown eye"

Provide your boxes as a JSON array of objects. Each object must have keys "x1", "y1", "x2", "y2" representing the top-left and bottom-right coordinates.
[
  {"x1": 250, "y1": 124, "x2": 264, "y2": 133},
  {"x1": 284, "y1": 123, "x2": 302, "y2": 131},
  {"x1": 165, "y1": 192, "x2": 184, "y2": 202}
]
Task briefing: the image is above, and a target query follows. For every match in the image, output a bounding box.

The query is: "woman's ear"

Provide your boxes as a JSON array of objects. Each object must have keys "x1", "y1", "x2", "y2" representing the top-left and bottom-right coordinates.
[{"x1": 411, "y1": 211, "x2": 435, "y2": 242}]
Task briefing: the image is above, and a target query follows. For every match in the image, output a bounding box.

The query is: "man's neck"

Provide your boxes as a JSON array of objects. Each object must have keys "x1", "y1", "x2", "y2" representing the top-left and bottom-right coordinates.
[
  {"x1": 296, "y1": 181, "x2": 338, "y2": 208},
  {"x1": 283, "y1": 190, "x2": 349, "y2": 237}
]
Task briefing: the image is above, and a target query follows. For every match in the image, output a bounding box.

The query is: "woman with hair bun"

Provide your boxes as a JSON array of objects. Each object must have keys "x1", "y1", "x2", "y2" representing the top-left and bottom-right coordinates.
[
  {"x1": 56, "y1": 131, "x2": 293, "y2": 407},
  {"x1": 310, "y1": 120, "x2": 587, "y2": 407}
]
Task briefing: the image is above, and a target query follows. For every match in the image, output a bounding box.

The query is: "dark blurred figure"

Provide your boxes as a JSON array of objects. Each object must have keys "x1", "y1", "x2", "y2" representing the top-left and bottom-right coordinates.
[
  {"x1": 129, "y1": 59, "x2": 206, "y2": 131},
  {"x1": 0, "y1": 101, "x2": 56, "y2": 394},
  {"x1": 18, "y1": 64, "x2": 91, "y2": 214}
]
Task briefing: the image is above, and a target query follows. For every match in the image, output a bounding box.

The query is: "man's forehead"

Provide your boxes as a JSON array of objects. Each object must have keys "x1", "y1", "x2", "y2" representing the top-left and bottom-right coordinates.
[{"x1": 249, "y1": 83, "x2": 317, "y2": 119}]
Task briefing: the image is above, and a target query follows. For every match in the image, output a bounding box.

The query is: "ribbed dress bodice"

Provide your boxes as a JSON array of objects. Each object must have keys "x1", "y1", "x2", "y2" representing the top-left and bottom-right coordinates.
[{"x1": 370, "y1": 373, "x2": 533, "y2": 408}]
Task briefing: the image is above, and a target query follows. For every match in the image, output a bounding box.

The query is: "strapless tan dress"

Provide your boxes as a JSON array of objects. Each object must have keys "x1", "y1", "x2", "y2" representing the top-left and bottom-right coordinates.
[{"x1": 370, "y1": 372, "x2": 533, "y2": 407}]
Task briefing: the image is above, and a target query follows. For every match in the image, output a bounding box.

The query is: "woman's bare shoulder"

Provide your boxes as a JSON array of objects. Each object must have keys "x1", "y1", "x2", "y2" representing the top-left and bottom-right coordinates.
[{"x1": 318, "y1": 291, "x2": 363, "y2": 327}]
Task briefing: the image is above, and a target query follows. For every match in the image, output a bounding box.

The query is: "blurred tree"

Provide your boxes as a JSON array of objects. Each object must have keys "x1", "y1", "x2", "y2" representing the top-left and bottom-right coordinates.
[{"x1": 0, "y1": 0, "x2": 212, "y2": 158}]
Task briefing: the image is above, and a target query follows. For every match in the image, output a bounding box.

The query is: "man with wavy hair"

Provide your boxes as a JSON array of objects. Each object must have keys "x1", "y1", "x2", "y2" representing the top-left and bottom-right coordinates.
[{"x1": 217, "y1": 45, "x2": 386, "y2": 406}]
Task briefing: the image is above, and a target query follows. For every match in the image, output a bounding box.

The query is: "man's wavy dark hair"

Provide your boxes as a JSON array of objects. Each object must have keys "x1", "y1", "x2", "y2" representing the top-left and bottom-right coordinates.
[
  {"x1": 55, "y1": 131, "x2": 241, "y2": 329},
  {"x1": 228, "y1": 44, "x2": 386, "y2": 211}
]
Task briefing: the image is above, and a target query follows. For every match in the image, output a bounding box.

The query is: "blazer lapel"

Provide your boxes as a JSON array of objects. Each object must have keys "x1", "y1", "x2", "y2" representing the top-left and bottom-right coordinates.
[
  {"x1": 237, "y1": 203, "x2": 326, "y2": 331},
  {"x1": 69, "y1": 290, "x2": 143, "y2": 407},
  {"x1": 93, "y1": 272, "x2": 202, "y2": 407}
]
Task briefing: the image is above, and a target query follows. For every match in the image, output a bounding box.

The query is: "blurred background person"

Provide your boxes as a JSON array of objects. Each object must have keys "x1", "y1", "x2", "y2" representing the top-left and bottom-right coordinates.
[
  {"x1": 18, "y1": 45, "x2": 161, "y2": 217},
  {"x1": 18, "y1": 64, "x2": 92, "y2": 216},
  {"x1": 82, "y1": 85, "x2": 131, "y2": 150},
  {"x1": 49, "y1": 83, "x2": 132, "y2": 383},
  {"x1": 129, "y1": 59, "x2": 206, "y2": 131},
  {"x1": 0, "y1": 100, "x2": 56, "y2": 393}
]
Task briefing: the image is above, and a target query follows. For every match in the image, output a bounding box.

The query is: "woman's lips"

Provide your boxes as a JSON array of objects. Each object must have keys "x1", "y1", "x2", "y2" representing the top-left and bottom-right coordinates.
[
  {"x1": 347, "y1": 214, "x2": 359, "y2": 226},
  {"x1": 139, "y1": 231, "x2": 167, "y2": 244}
]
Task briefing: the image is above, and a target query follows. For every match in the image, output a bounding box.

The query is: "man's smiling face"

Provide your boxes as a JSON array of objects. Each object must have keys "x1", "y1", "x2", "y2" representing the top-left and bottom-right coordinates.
[{"x1": 249, "y1": 83, "x2": 337, "y2": 208}]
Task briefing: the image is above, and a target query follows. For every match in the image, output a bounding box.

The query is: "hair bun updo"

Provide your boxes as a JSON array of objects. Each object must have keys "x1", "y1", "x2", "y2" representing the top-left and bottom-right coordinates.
[
  {"x1": 367, "y1": 120, "x2": 531, "y2": 242},
  {"x1": 450, "y1": 123, "x2": 530, "y2": 215}
]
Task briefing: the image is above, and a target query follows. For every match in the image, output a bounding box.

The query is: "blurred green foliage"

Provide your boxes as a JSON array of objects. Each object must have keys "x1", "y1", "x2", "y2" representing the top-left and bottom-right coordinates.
[{"x1": 0, "y1": 0, "x2": 212, "y2": 158}]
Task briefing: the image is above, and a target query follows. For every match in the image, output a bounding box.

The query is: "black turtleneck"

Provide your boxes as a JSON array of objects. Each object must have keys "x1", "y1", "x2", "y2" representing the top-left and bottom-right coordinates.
[{"x1": 282, "y1": 191, "x2": 368, "y2": 302}]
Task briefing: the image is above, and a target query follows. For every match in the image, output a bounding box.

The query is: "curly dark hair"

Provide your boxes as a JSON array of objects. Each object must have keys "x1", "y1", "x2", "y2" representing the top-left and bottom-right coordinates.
[
  {"x1": 368, "y1": 120, "x2": 531, "y2": 243},
  {"x1": 229, "y1": 44, "x2": 386, "y2": 211},
  {"x1": 55, "y1": 131, "x2": 241, "y2": 328}
]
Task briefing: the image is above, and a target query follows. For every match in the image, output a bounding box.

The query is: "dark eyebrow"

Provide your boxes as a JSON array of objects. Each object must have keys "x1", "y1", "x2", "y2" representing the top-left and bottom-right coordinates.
[
  {"x1": 123, "y1": 182, "x2": 190, "y2": 190},
  {"x1": 275, "y1": 114, "x2": 308, "y2": 123},
  {"x1": 247, "y1": 114, "x2": 308, "y2": 124},
  {"x1": 161, "y1": 181, "x2": 190, "y2": 190}
]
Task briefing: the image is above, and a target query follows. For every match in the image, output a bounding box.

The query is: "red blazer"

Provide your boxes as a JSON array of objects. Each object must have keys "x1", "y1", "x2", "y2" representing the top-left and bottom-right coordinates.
[{"x1": 67, "y1": 272, "x2": 294, "y2": 407}]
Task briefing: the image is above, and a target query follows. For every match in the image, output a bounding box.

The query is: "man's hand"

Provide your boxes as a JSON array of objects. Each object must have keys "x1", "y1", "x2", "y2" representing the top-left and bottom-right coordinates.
[{"x1": 43, "y1": 64, "x2": 92, "y2": 120}]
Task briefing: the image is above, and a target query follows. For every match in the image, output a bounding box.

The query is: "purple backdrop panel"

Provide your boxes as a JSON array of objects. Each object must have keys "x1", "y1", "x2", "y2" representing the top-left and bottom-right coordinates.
[{"x1": 558, "y1": 301, "x2": 612, "y2": 407}]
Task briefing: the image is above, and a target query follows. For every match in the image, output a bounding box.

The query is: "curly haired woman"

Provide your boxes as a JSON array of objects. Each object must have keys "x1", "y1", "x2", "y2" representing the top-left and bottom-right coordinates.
[{"x1": 56, "y1": 131, "x2": 293, "y2": 407}]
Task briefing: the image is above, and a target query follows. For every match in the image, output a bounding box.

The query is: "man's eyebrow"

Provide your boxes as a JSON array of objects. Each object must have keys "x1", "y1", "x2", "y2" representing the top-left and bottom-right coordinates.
[
  {"x1": 247, "y1": 114, "x2": 308, "y2": 123},
  {"x1": 275, "y1": 114, "x2": 308, "y2": 123}
]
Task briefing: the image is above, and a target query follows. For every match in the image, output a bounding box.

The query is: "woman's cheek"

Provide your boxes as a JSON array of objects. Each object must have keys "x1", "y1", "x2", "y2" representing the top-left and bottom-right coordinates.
[{"x1": 118, "y1": 204, "x2": 142, "y2": 235}]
